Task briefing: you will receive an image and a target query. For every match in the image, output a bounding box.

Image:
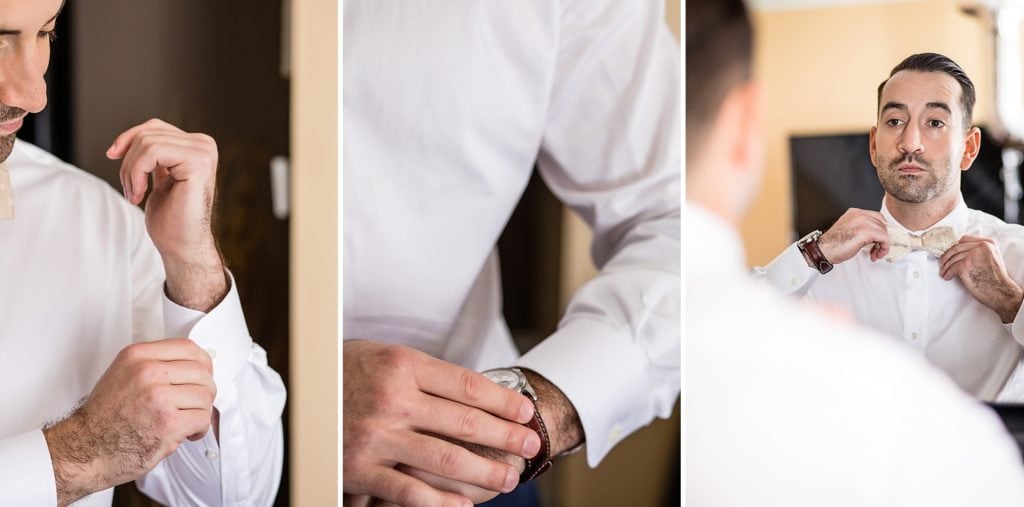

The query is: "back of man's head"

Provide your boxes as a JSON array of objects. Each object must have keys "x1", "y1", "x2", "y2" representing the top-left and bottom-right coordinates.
[
  {"x1": 685, "y1": 0, "x2": 753, "y2": 165},
  {"x1": 877, "y1": 52, "x2": 976, "y2": 131}
]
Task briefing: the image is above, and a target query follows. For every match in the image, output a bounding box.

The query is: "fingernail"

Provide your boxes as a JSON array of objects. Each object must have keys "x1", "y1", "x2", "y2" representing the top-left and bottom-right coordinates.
[
  {"x1": 519, "y1": 401, "x2": 533, "y2": 422},
  {"x1": 522, "y1": 433, "x2": 540, "y2": 457},
  {"x1": 504, "y1": 467, "x2": 518, "y2": 492}
]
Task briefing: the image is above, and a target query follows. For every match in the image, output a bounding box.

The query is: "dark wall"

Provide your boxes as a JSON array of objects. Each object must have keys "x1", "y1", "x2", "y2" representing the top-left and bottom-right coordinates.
[{"x1": 66, "y1": 3, "x2": 291, "y2": 504}]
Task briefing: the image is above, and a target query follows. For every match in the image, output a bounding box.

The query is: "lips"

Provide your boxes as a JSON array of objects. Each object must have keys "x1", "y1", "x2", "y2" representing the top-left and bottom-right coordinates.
[
  {"x1": 898, "y1": 164, "x2": 924, "y2": 173},
  {"x1": 0, "y1": 117, "x2": 24, "y2": 136}
]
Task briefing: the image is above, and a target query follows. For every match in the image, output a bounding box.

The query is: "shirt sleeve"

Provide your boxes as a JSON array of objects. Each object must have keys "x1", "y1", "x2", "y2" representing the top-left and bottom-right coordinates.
[
  {"x1": 135, "y1": 273, "x2": 286, "y2": 506},
  {"x1": 0, "y1": 430, "x2": 58, "y2": 505},
  {"x1": 751, "y1": 242, "x2": 820, "y2": 297},
  {"x1": 513, "y1": 0, "x2": 679, "y2": 467}
]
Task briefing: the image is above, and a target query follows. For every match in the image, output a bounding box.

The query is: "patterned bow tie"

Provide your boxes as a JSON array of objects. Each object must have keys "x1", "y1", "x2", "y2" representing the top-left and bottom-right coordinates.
[
  {"x1": 0, "y1": 163, "x2": 12, "y2": 219},
  {"x1": 883, "y1": 225, "x2": 958, "y2": 262}
]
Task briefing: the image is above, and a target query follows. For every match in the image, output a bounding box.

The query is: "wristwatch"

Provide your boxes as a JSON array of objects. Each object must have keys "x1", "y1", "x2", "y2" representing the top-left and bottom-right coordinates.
[
  {"x1": 796, "y1": 230, "x2": 833, "y2": 274},
  {"x1": 481, "y1": 367, "x2": 552, "y2": 483}
]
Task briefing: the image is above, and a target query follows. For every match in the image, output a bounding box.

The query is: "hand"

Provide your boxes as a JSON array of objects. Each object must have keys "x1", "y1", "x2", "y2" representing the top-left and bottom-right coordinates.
[
  {"x1": 43, "y1": 338, "x2": 216, "y2": 506},
  {"x1": 818, "y1": 208, "x2": 891, "y2": 264},
  {"x1": 347, "y1": 444, "x2": 526, "y2": 506},
  {"x1": 343, "y1": 340, "x2": 542, "y2": 507},
  {"x1": 940, "y1": 235, "x2": 1024, "y2": 323},
  {"x1": 348, "y1": 368, "x2": 585, "y2": 506},
  {"x1": 107, "y1": 119, "x2": 226, "y2": 312}
]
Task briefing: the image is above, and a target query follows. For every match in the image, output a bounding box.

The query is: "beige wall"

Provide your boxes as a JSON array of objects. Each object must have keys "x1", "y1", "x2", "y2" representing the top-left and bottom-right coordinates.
[
  {"x1": 744, "y1": 0, "x2": 994, "y2": 264},
  {"x1": 290, "y1": 0, "x2": 338, "y2": 504}
]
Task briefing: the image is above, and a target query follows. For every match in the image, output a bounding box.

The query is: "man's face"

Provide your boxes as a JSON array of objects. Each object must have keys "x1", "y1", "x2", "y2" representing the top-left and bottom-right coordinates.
[
  {"x1": 869, "y1": 70, "x2": 973, "y2": 204},
  {"x1": 0, "y1": 0, "x2": 62, "y2": 163}
]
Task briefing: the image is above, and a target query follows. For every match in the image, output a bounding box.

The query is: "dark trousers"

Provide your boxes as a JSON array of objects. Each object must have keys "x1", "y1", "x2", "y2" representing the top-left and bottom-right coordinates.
[{"x1": 477, "y1": 482, "x2": 540, "y2": 507}]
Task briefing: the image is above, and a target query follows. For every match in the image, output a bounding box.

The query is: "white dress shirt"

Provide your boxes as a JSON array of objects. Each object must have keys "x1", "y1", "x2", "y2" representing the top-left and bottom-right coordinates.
[
  {"x1": 0, "y1": 141, "x2": 286, "y2": 505},
  {"x1": 343, "y1": 0, "x2": 680, "y2": 465},
  {"x1": 756, "y1": 196, "x2": 1024, "y2": 400},
  {"x1": 688, "y1": 202, "x2": 1024, "y2": 506}
]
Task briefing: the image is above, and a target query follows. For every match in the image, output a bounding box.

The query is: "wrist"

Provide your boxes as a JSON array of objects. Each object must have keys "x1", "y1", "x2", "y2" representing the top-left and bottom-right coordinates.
[
  {"x1": 998, "y1": 283, "x2": 1024, "y2": 324},
  {"x1": 43, "y1": 415, "x2": 102, "y2": 506},
  {"x1": 797, "y1": 230, "x2": 833, "y2": 274},
  {"x1": 162, "y1": 251, "x2": 228, "y2": 313},
  {"x1": 520, "y1": 369, "x2": 583, "y2": 457}
]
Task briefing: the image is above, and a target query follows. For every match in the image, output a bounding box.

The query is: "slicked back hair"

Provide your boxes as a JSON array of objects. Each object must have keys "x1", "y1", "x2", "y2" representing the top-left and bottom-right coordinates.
[{"x1": 877, "y1": 53, "x2": 976, "y2": 131}]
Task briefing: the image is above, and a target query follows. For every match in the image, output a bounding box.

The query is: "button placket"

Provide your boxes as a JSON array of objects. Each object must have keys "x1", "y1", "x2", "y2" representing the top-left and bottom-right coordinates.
[{"x1": 903, "y1": 256, "x2": 929, "y2": 348}]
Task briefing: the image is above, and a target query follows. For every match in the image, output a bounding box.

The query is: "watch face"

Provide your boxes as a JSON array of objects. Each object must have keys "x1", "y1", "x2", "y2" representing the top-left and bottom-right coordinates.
[{"x1": 482, "y1": 368, "x2": 523, "y2": 390}]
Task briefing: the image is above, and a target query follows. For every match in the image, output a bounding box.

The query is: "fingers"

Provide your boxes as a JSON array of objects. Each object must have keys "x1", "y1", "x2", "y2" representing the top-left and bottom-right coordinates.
[
  {"x1": 940, "y1": 256, "x2": 968, "y2": 281},
  {"x1": 939, "y1": 240, "x2": 983, "y2": 279},
  {"x1": 344, "y1": 495, "x2": 374, "y2": 507},
  {"x1": 118, "y1": 133, "x2": 216, "y2": 204},
  {"x1": 414, "y1": 356, "x2": 534, "y2": 424},
  {"x1": 140, "y1": 383, "x2": 214, "y2": 443},
  {"x1": 106, "y1": 118, "x2": 184, "y2": 159},
  {"x1": 821, "y1": 209, "x2": 891, "y2": 264},
  {"x1": 411, "y1": 394, "x2": 541, "y2": 459},
  {"x1": 135, "y1": 359, "x2": 217, "y2": 394},
  {"x1": 396, "y1": 465, "x2": 499, "y2": 505},
  {"x1": 364, "y1": 466, "x2": 472, "y2": 507},
  {"x1": 178, "y1": 404, "x2": 214, "y2": 442},
  {"x1": 385, "y1": 432, "x2": 519, "y2": 494},
  {"x1": 123, "y1": 338, "x2": 214, "y2": 372}
]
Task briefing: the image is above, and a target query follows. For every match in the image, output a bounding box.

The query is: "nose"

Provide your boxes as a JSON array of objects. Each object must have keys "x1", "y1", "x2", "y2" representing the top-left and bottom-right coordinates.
[
  {"x1": 898, "y1": 121, "x2": 923, "y2": 155},
  {"x1": 0, "y1": 43, "x2": 48, "y2": 114}
]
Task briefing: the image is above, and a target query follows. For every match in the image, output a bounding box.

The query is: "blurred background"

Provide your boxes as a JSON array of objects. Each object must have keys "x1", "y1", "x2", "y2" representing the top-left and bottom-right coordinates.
[
  {"x1": 496, "y1": 1, "x2": 680, "y2": 506},
  {"x1": 741, "y1": 0, "x2": 1024, "y2": 265},
  {"x1": 20, "y1": 0, "x2": 337, "y2": 505}
]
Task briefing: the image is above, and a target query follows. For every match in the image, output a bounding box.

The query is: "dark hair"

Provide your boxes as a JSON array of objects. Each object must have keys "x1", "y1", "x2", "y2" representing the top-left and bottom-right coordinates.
[
  {"x1": 877, "y1": 53, "x2": 975, "y2": 131},
  {"x1": 685, "y1": 0, "x2": 753, "y2": 163}
]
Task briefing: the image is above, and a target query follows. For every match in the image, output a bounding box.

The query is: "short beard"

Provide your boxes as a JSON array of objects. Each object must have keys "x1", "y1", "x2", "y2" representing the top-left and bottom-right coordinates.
[
  {"x1": 0, "y1": 104, "x2": 26, "y2": 163},
  {"x1": 0, "y1": 133, "x2": 16, "y2": 164},
  {"x1": 876, "y1": 153, "x2": 954, "y2": 204}
]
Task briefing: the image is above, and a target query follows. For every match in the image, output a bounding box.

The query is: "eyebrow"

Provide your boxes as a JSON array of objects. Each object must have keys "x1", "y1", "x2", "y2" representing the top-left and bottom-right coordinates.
[
  {"x1": 0, "y1": 2, "x2": 66, "y2": 36},
  {"x1": 880, "y1": 101, "x2": 952, "y2": 115},
  {"x1": 925, "y1": 102, "x2": 952, "y2": 115},
  {"x1": 881, "y1": 102, "x2": 907, "y2": 115}
]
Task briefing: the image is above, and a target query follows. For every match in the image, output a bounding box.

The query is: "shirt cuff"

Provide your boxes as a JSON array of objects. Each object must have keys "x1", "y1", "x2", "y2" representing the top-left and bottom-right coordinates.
[
  {"x1": 515, "y1": 318, "x2": 665, "y2": 467},
  {"x1": 163, "y1": 271, "x2": 252, "y2": 407},
  {"x1": 756, "y1": 243, "x2": 818, "y2": 296},
  {"x1": 1008, "y1": 300, "x2": 1024, "y2": 346},
  {"x1": 0, "y1": 429, "x2": 58, "y2": 505}
]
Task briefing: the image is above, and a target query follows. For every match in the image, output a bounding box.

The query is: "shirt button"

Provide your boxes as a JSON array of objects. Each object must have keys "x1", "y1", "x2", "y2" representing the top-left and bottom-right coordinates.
[
  {"x1": 205, "y1": 347, "x2": 218, "y2": 360},
  {"x1": 911, "y1": 332, "x2": 919, "y2": 340},
  {"x1": 913, "y1": 271, "x2": 921, "y2": 278},
  {"x1": 206, "y1": 449, "x2": 219, "y2": 460},
  {"x1": 608, "y1": 424, "x2": 624, "y2": 445},
  {"x1": 790, "y1": 276, "x2": 799, "y2": 286}
]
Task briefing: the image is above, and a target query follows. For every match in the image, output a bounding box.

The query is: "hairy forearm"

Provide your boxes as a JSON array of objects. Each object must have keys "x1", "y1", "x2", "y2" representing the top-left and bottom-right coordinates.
[
  {"x1": 43, "y1": 415, "x2": 103, "y2": 506},
  {"x1": 996, "y1": 284, "x2": 1024, "y2": 323},
  {"x1": 162, "y1": 249, "x2": 227, "y2": 313},
  {"x1": 521, "y1": 369, "x2": 583, "y2": 456}
]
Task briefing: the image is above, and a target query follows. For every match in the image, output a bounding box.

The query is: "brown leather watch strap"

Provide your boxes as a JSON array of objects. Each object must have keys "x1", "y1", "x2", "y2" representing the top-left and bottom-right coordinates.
[
  {"x1": 520, "y1": 402, "x2": 552, "y2": 483},
  {"x1": 801, "y1": 237, "x2": 833, "y2": 274}
]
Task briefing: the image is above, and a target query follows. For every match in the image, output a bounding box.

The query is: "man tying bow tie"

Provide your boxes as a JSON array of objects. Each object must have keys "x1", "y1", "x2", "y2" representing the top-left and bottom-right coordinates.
[{"x1": 755, "y1": 53, "x2": 1024, "y2": 401}]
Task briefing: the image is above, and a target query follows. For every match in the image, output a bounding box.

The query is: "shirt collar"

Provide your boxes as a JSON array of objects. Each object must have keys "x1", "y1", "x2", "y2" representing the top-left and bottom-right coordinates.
[{"x1": 879, "y1": 194, "x2": 969, "y2": 237}]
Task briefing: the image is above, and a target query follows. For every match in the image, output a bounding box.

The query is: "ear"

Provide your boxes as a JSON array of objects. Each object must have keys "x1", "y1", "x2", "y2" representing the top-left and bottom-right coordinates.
[
  {"x1": 868, "y1": 125, "x2": 878, "y2": 167},
  {"x1": 959, "y1": 126, "x2": 981, "y2": 171},
  {"x1": 723, "y1": 81, "x2": 763, "y2": 181}
]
